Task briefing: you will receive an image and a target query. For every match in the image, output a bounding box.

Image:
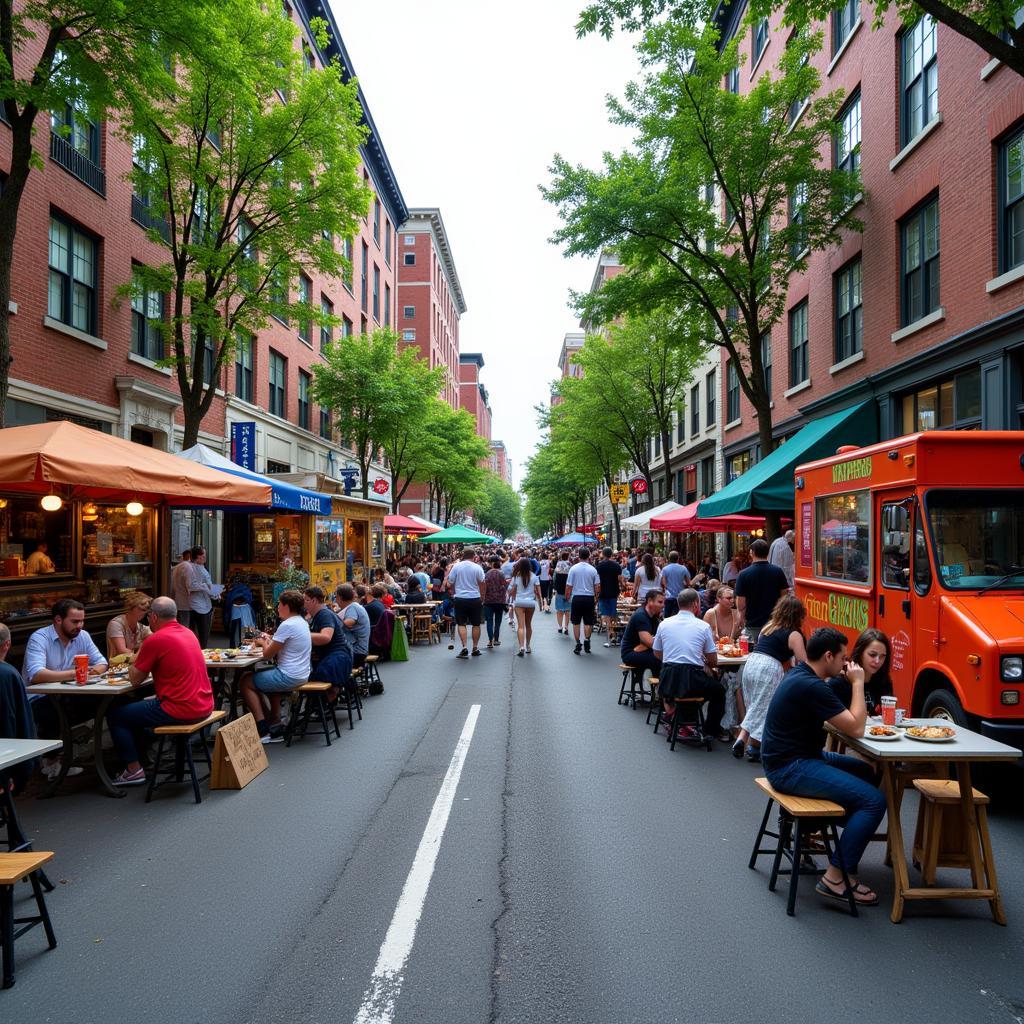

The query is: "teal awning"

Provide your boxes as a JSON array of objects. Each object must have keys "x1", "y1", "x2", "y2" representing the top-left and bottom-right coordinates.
[{"x1": 698, "y1": 401, "x2": 876, "y2": 517}]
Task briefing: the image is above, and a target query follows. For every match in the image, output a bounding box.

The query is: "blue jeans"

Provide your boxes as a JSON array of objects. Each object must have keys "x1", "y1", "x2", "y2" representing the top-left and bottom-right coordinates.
[
  {"x1": 108, "y1": 698, "x2": 180, "y2": 764},
  {"x1": 622, "y1": 650, "x2": 660, "y2": 675},
  {"x1": 484, "y1": 603, "x2": 505, "y2": 642},
  {"x1": 766, "y1": 752, "x2": 887, "y2": 872}
]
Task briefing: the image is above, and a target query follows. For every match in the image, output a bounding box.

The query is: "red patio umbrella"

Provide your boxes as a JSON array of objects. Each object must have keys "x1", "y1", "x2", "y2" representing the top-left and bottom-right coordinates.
[
  {"x1": 649, "y1": 500, "x2": 776, "y2": 533},
  {"x1": 384, "y1": 514, "x2": 434, "y2": 535}
]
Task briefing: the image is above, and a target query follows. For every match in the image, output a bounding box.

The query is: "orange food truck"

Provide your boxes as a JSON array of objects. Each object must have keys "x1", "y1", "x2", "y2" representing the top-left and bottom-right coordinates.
[{"x1": 794, "y1": 431, "x2": 1024, "y2": 743}]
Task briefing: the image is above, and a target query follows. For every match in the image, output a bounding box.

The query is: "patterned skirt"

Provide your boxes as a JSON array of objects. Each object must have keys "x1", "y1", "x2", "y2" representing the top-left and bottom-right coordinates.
[{"x1": 739, "y1": 652, "x2": 786, "y2": 742}]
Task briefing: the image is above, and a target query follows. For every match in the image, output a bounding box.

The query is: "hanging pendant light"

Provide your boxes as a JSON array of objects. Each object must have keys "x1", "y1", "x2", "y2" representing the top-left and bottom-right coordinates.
[
  {"x1": 125, "y1": 501, "x2": 144, "y2": 517},
  {"x1": 40, "y1": 492, "x2": 63, "y2": 512}
]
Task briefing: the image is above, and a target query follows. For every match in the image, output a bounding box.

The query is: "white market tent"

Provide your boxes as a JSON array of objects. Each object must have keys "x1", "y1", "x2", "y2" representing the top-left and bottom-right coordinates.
[{"x1": 620, "y1": 500, "x2": 683, "y2": 531}]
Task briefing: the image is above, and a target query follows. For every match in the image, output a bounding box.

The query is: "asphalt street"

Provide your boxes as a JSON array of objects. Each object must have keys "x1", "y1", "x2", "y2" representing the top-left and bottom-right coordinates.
[{"x1": 6, "y1": 615, "x2": 1024, "y2": 1024}]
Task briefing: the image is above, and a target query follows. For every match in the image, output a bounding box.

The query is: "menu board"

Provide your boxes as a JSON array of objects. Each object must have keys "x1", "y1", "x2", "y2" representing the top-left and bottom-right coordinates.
[
  {"x1": 252, "y1": 516, "x2": 276, "y2": 563},
  {"x1": 800, "y1": 501, "x2": 813, "y2": 567}
]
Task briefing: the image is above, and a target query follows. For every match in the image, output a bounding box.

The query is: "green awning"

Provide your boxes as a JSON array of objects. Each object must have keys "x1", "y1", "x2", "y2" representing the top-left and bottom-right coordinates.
[{"x1": 697, "y1": 401, "x2": 876, "y2": 517}]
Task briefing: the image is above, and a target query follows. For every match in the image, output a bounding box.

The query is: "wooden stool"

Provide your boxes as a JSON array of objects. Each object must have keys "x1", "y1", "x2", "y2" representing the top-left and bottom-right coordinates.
[
  {"x1": 146, "y1": 710, "x2": 227, "y2": 804},
  {"x1": 429, "y1": 619, "x2": 442, "y2": 645},
  {"x1": 666, "y1": 697, "x2": 713, "y2": 751},
  {"x1": 748, "y1": 778, "x2": 856, "y2": 917},
  {"x1": 0, "y1": 851, "x2": 56, "y2": 988},
  {"x1": 617, "y1": 664, "x2": 652, "y2": 709},
  {"x1": 643, "y1": 679, "x2": 661, "y2": 724},
  {"x1": 912, "y1": 779, "x2": 999, "y2": 894},
  {"x1": 411, "y1": 614, "x2": 432, "y2": 645},
  {"x1": 285, "y1": 682, "x2": 340, "y2": 747},
  {"x1": 363, "y1": 655, "x2": 383, "y2": 692}
]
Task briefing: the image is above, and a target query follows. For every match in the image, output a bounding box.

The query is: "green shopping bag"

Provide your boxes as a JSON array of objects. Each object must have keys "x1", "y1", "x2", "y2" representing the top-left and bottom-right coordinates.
[{"x1": 390, "y1": 618, "x2": 409, "y2": 662}]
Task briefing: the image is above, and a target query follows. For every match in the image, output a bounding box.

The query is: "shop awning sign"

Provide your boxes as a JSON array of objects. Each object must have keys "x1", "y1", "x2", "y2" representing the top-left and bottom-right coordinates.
[{"x1": 230, "y1": 421, "x2": 256, "y2": 471}]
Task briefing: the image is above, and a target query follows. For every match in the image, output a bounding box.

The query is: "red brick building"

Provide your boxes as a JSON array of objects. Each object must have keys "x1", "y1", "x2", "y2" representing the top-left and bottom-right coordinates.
[
  {"x1": 459, "y1": 353, "x2": 492, "y2": 441},
  {"x1": 397, "y1": 208, "x2": 465, "y2": 409},
  {"x1": 489, "y1": 440, "x2": 512, "y2": 485},
  {"x1": 2, "y1": 0, "x2": 405, "y2": 497},
  {"x1": 716, "y1": 3, "x2": 1024, "y2": 483}
]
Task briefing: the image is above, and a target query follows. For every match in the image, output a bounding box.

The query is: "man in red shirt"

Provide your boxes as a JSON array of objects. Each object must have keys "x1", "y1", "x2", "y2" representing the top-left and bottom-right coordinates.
[{"x1": 109, "y1": 596, "x2": 214, "y2": 786}]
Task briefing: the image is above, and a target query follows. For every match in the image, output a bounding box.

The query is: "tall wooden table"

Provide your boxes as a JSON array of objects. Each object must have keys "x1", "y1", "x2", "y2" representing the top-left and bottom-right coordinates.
[
  {"x1": 204, "y1": 651, "x2": 265, "y2": 721},
  {"x1": 827, "y1": 722, "x2": 1021, "y2": 923}
]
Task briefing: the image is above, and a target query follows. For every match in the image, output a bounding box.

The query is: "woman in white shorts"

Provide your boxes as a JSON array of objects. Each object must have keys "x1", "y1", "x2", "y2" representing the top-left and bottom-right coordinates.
[{"x1": 507, "y1": 557, "x2": 542, "y2": 657}]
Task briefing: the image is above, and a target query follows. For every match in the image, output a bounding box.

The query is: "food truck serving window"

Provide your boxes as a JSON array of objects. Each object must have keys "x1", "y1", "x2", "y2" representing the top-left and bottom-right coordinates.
[
  {"x1": 926, "y1": 489, "x2": 1024, "y2": 590},
  {"x1": 815, "y1": 491, "x2": 870, "y2": 585}
]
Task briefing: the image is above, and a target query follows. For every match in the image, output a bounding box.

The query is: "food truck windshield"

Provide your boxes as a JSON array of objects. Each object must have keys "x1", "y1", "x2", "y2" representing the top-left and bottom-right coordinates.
[{"x1": 926, "y1": 488, "x2": 1024, "y2": 590}]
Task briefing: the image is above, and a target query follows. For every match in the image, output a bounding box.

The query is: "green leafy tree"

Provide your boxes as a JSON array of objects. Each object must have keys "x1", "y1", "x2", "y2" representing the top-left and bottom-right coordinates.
[
  {"x1": 312, "y1": 330, "x2": 412, "y2": 500},
  {"x1": 577, "y1": 0, "x2": 1024, "y2": 80},
  {"x1": 475, "y1": 473, "x2": 522, "y2": 539},
  {"x1": 0, "y1": 0, "x2": 196, "y2": 424},
  {"x1": 129, "y1": 0, "x2": 369, "y2": 446},
  {"x1": 418, "y1": 403, "x2": 488, "y2": 525},
  {"x1": 522, "y1": 437, "x2": 595, "y2": 538},
  {"x1": 545, "y1": 21, "x2": 861, "y2": 533}
]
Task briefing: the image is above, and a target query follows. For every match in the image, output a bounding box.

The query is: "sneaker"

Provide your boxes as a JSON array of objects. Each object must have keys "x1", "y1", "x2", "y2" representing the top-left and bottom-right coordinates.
[
  {"x1": 574, "y1": 643, "x2": 582, "y2": 656},
  {"x1": 517, "y1": 649, "x2": 525, "y2": 657},
  {"x1": 494, "y1": 639, "x2": 501, "y2": 646},
  {"x1": 583, "y1": 641, "x2": 591, "y2": 654},
  {"x1": 471, "y1": 648, "x2": 482, "y2": 657},
  {"x1": 603, "y1": 641, "x2": 613, "y2": 648},
  {"x1": 487, "y1": 640, "x2": 493, "y2": 649},
  {"x1": 41, "y1": 760, "x2": 83, "y2": 781},
  {"x1": 112, "y1": 767, "x2": 146, "y2": 786},
  {"x1": 266, "y1": 724, "x2": 286, "y2": 744},
  {"x1": 746, "y1": 745, "x2": 761, "y2": 763},
  {"x1": 457, "y1": 648, "x2": 469, "y2": 659},
  {"x1": 525, "y1": 646, "x2": 532, "y2": 654}
]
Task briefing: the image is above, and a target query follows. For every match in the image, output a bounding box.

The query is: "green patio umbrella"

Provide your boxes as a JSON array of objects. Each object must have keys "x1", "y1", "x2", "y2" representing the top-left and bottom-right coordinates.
[{"x1": 421, "y1": 524, "x2": 496, "y2": 544}]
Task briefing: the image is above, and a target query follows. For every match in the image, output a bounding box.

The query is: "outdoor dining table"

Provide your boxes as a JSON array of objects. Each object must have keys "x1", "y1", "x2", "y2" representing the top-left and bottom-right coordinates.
[
  {"x1": 826, "y1": 720, "x2": 1022, "y2": 923},
  {"x1": 0, "y1": 738, "x2": 63, "y2": 890},
  {"x1": 204, "y1": 650, "x2": 265, "y2": 722},
  {"x1": 26, "y1": 676, "x2": 153, "y2": 798},
  {"x1": 716, "y1": 654, "x2": 748, "y2": 732}
]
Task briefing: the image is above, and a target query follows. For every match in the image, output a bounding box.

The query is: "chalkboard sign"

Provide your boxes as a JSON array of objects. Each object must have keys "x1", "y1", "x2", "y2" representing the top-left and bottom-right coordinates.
[{"x1": 210, "y1": 713, "x2": 269, "y2": 790}]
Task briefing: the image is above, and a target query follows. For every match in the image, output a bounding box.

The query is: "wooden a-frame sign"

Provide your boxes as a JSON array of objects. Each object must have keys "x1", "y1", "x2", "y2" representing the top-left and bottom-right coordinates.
[{"x1": 210, "y1": 713, "x2": 269, "y2": 790}]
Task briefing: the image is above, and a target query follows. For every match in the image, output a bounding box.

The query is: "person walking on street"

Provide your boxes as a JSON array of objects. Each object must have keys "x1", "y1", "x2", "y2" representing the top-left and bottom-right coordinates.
[
  {"x1": 768, "y1": 529, "x2": 796, "y2": 590},
  {"x1": 508, "y1": 557, "x2": 541, "y2": 656},
  {"x1": 553, "y1": 554, "x2": 572, "y2": 635},
  {"x1": 448, "y1": 547, "x2": 486, "y2": 658},
  {"x1": 538, "y1": 556, "x2": 553, "y2": 612},
  {"x1": 170, "y1": 549, "x2": 193, "y2": 628},
  {"x1": 595, "y1": 546, "x2": 623, "y2": 646},
  {"x1": 734, "y1": 538, "x2": 789, "y2": 645},
  {"x1": 483, "y1": 556, "x2": 508, "y2": 649},
  {"x1": 633, "y1": 553, "x2": 662, "y2": 603},
  {"x1": 186, "y1": 545, "x2": 216, "y2": 649},
  {"x1": 659, "y1": 550, "x2": 690, "y2": 618},
  {"x1": 565, "y1": 547, "x2": 601, "y2": 655}
]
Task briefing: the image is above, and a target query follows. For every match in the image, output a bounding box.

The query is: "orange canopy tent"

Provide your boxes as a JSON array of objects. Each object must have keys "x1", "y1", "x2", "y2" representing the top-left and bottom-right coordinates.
[
  {"x1": 649, "y1": 500, "x2": 775, "y2": 533},
  {"x1": 0, "y1": 421, "x2": 270, "y2": 506}
]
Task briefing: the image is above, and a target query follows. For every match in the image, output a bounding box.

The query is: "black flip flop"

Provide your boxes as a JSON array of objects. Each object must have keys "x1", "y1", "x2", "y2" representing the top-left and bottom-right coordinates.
[{"x1": 815, "y1": 879, "x2": 878, "y2": 906}]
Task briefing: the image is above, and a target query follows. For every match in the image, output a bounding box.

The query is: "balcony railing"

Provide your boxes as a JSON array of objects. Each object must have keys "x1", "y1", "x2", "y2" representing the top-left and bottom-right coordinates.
[
  {"x1": 130, "y1": 193, "x2": 170, "y2": 242},
  {"x1": 50, "y1": 132, "x2": 105, "y2": 196}
]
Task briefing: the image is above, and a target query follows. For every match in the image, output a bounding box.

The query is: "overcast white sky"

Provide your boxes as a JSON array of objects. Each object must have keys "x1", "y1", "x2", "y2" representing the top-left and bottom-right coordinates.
[{"x1": 331, "y1": 1, "x2": 639, "y2": 488}]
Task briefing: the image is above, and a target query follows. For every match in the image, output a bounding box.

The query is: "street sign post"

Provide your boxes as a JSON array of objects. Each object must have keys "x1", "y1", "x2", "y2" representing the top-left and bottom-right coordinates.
[{"x1": 610, "y1": 483, "x2": 629, "y2": 505}]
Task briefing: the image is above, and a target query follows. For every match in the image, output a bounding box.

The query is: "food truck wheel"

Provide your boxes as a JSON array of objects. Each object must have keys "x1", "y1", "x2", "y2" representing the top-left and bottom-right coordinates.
[{"x1": 921, "y1": 688, "x2": 969, "y2": 727}]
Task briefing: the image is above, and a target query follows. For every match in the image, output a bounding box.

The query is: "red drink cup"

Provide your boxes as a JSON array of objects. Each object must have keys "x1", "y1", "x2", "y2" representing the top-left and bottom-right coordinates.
[
  {"x1": 880, "y1": 696, "x2": 897, "y2": 726},
  {"x1": 74, "y1": 654, "x2": 89, "y2": 685}
]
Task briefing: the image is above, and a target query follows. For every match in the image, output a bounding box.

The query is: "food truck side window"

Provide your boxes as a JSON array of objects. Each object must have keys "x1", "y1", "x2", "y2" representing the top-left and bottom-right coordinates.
[
  {"x1": 881, "y1": 503, "x2": 910, "y2": 590},
  {"x1": 913, "y1": 512, "x2": 932, "y2": 594},
  {"x1": 815, "y1": 491, "x2": 870, "y2": 585}
]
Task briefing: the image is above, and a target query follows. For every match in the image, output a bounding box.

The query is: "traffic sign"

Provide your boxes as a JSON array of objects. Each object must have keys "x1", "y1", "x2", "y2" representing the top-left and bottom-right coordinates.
[
  {"x1": 610, "y1": 483, "x2": 629, "y2": 505},
  {"x1": 631, "y1": 478, "x2": 648, "y2": 495}
]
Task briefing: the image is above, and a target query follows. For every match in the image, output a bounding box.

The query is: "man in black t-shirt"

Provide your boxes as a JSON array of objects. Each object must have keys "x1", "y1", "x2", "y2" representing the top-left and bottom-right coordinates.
[
  {"x1": 735, "y1": 538, "x2": 789, "y2": 644},
  {"x1": 620, "y1": 591, "x2": 664, "y2": 677},
  {"x1": 596, "y1": 547, "x2": 623, "y2": 646},
  {"x1": 304, "y1": 586, "x2": 353, "y2": 701},
  {"x1": 761, "y1": 627, "x2": 886, "y2": 908}
]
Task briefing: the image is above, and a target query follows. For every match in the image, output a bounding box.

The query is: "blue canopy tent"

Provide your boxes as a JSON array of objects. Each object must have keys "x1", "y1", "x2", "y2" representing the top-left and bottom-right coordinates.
[
  {"x1": 551, "y1": 531, "x2": 599, "y2": 547},
  {"x1": 176, "y1": 444, "x2": 332, "y2": 514}
]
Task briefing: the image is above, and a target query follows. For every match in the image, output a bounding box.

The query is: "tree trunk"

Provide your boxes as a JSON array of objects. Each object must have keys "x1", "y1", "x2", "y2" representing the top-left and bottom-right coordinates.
[
  {"x1": 660, "y1": 425, "x2": 674, "y2": 504},
  {"x1": 753, "y1": 393, "x2": 782, "y2": 541}
]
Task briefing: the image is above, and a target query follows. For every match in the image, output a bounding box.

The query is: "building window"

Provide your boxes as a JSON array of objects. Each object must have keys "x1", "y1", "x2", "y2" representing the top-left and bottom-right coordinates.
[
  {"x1": 202, "y1": 339, "x2": 215, "y2": 386},
  {"x1": 725, "y1": 65, "x2": 739, "y2": 93},
  {"x1": 900, "y1": 368, "x2": 981, "y2": 432},
  {"x1": 235, "y1": 332, "x2": 253, "y2": 402},
  {"x1": 342, "y1": 315, "x2": 353, "y2": 337},
  {"x1": 705, "y1": 368, "x2": 716, "y2": 427},
  {"x1": 753, "y1": 17, "x2": 769, "y2": 62},
  {"x1": 999, "y1": 126, "x2": 1024, "y2": 273},
  {"x1": 836, "y1": 90, "x2": 861, "y2": 175},
  {"x1": 901, "y1": 196, "x2": 940, "y2": 325},
  {"x1": 404, "y1": 234, "x2": 415, "y2": 245},
  {"x1": 403, "y1": 305, "x2": 415, "y2": 318},
  {"x1": 320, "y1": 406, "x2": 332, "y2": 440},
  {"x1": 48, "y1": 214, "x2": 97, "y2": 335},
  {"x1": 402, "y1": 329, "x2": 416, "y2": 341},
  {"x1": 297, "y1": 273, "x2": 312, "y2": 344},
  {"x1": 834, "y1": 258, "x2": 863, "y2": 362},
  {"x1": 901, "y1": 15, "x2": 938, "y2": 148},
  {"x1": 691, "y1": 383, "x2": 700, "y2": 435},
  {"x1": 373, "y1": 197, "x2": 380, "y2": 245},
  {"x1": 269, "y1": 350, "x2": 286, "y2": 418},
  {"x1": 761, "y1": 330, "x2": 772, "y2": 399},
  {"x1": 728, "y1": 449, "x2": 752, "y2": 484},
  {"x1": 267, "y1": 459, "x2": 290, "y2": 474},
  {"x1": 383, "y1": 283, "x2": 391, "y2": 327},
  {"x1": 789, "y1": 300, "x2": 809, "y2": 387},
  {"x1": 726, "y1": 359, "x2": 740, "y2": 422},
  {"x1": 403, "y1": 252, "x2": 415, "y2": 266},
  {"x1": 833, "y1": 0, "x2": 859, "y2": 54},
  {"x1": 269, "y1": 267, "x2": 288, "y2": 323},
  {"x1": 385, "y1": 220, "x2": 392, "y2": 265},
  {"x1": 130, "y1": 272, "x2": 164, "y2": 361},
  {"x1": 788, "y1": 181, "x2": 808, "y2": 258},
  {"x1": 372, "y1": 265, "x2": 380, "y2": 322},
  {"x1": 50, "y1": 57, "x2": 100, "y2": 167},
  {"x1": 677, "y1": 401, "x2": 685, "y2": 443},
  {"x1": 360, "y1": 242, "x2": 368, "y2": 312},
  {"x1": 298, "y1": 370, "x2": 311, "y2": 430},
  {"x1": 343, "y1": 237, "x2": 353, "y2": 293},
  {"x1": 320, "y1": 296, "x2": 333, "y2": 352}
]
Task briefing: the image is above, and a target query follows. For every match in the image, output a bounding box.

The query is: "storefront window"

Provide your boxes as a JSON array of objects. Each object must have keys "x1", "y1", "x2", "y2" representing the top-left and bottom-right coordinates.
[
  {"x1": 371, "y1": 524, "x2": 383, "y2": 560},
  {"x1": 82, "y1": 504, "x2": 155, "y2": 603},
  {"x1": 0, "y1": 496, "x2": 73, "y2": 577},
  {"x1": 815, "y1": 491, "x2": 870, "y2": 584},
  {"x1": 346, "y1": 519, "x2": 367, "y2": 581},
  {"x1": 315, "y1": 517, "x2": 344, "y2": 561},
  {"x1": 901, "y1": 369, "x2": 981, "y2": 432}
]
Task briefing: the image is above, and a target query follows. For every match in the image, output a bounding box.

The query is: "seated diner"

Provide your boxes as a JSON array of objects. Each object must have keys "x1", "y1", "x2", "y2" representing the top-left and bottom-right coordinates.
[{"x1": 105, "y1": 591, "x2": 152, "y2": 658}]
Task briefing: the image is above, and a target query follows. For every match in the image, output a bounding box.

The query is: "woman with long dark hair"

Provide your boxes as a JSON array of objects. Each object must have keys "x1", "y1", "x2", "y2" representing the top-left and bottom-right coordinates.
[
  {"x1": 633, "y1": 552, "x2": 662, "y2": 602},
  {"x1": 507, "y1": 557, "x2": 542, "y2": 656},
  {"x1": 831, "y1": 628, "x2": 892, "y2": 713}
]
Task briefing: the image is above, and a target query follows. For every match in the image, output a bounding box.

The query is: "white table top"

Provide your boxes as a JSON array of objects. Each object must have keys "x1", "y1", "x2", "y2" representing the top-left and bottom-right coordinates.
[
  {"x1": 27, "y1": 676, "x2": 147, "y2": 695},
  {"x1": 0, "y1": 737, "x2": 63, "y2": 771},
  {"x1": 830, "y1": 719, "x2": 1023, "y2": 762},
  {"x1": 717, "y1": 654, "x2": 749, "y2": 667},
  {"x1": 204, "y1": 654, "x2": 263, "y2": 668}
]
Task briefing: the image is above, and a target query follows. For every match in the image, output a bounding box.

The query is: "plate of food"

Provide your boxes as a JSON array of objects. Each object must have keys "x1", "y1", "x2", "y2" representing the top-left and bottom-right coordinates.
[
  {"x1": 905, "y1": 724, "x2": 957, "y2": 742},
  {"x1": 866, "y1": 724, "x2": 901, "y2": 741}
]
